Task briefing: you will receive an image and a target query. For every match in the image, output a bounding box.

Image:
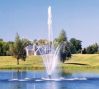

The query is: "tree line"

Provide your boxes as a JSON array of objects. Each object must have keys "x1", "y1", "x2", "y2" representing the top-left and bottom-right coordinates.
[{"x1": 0, "y1": 30, "x2": 99, "y2": 64}]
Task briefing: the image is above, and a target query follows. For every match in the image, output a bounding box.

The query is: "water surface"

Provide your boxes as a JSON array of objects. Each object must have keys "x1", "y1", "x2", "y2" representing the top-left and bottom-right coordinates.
[{"x1": 0, "y1": 70, "x2": 99, "y2": 89}]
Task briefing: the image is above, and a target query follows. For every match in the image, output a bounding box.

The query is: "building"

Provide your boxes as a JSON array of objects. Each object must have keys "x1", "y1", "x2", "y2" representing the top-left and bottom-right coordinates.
[{"x1": 25, "y1": 44, "x2": 51, "y2": 56}]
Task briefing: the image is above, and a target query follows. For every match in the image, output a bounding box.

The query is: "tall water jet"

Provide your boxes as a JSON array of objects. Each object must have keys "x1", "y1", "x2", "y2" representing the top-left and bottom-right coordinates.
[
  {"x1": 39, "y1": 6, "x2": 61, "y2": 78},
  {"x1": 48, "y1": 6, "x2": 53, "y2": 45},
  {"x1": 32, "y1": 6, "x2": 60, "y2": 79}
]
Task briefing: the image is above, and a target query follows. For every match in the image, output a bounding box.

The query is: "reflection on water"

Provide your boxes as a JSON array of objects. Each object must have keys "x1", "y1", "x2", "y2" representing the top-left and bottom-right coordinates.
[
  {"x1": 0, "y1": 70, "x2": 99, "y2": 89},
  {"x1": 10, "y1": 82, "x2": 26, "y2": 89},
  {"x1": 45, "y1": 82, "x2": 58, "y2": 89},
  {"x1": 12, "y1": 70, "x2": 27, "y2": 79}
]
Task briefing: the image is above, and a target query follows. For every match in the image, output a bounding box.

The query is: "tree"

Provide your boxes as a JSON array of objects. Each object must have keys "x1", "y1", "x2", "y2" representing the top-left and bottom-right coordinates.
[
  {"x1": 2, "y1": 42, "x2": 9, "y2": 56},
  {"x1": 11, "y1": 33, "x2": 27, "y2": 65},
  {"x1": 54, "y1": 29, "x2": 68, "y2": 48},
  {"x1": 86, "y1": 43, "x2": 99, "y2": 54},
  {"x1": 0, "y1": 39, "x2": 3, "y2": 41},
  {"x1": 70, "y1": 38, "x2": 82, "y2": 53},
  {"x1": 0, "y1": 40, "x2": 8, "y2": 56},
  {"x1": 69, "y1": 42, "x2": 76, "y2": 54},
  {"x1": 38, "y1": 39, "x2": 48, "y2": 45},
  {"x1": 0, "y1": 41, "x2": 4, "y2": 56},
  {"x1": 54, "y1": 29, "x2": 71, "y2": 63},
  {"x1": 60, "y1": 42, "x2": 71, "y2": 62},
  {"x1": 0, "y1": 40, "x2": 14, "y2": 56},
  {"x1": 6, "y1": 41, "x2": 14, "y2": 56},
  {"x1": 57, "y1": 29, "x2": 67, "y2": 43},
  {"x1": 82, "y1": 48, "x2": 87, "y2": 54}
]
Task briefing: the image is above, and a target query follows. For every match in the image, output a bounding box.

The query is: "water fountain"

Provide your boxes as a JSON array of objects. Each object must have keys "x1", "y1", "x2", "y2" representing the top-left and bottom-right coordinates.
[
  {"x1": 25, "y1": 6, "x2": 61, "y2": 79},
  {"x1": 37, "y1": 6, "x2": 61, "y2": 79},
  {"x1": 20, "y1": 6, "x2": 87, "y2": 82}
]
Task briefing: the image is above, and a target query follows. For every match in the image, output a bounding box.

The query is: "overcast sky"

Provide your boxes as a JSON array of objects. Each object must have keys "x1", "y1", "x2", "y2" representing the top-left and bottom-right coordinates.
[{"x1": 0, "y1": 0, "x2": 99, "y2": 47}]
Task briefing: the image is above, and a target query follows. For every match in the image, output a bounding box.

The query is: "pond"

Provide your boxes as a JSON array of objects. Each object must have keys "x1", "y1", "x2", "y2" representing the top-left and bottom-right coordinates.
[{"x1": 0, "y1": 70, "x2": 99, "y2": 89}]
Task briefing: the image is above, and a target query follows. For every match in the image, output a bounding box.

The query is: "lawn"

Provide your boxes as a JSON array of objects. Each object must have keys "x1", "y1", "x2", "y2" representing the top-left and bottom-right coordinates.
[
  {"x1": 0, "y1": 54, "x2": 99, "y2": 72},
  {"x1": 0, "y1": 56, "x2": 44, "y2": 70},
  {"x1": 63, "y1": 54, "x2": 99, "y2": 72}
]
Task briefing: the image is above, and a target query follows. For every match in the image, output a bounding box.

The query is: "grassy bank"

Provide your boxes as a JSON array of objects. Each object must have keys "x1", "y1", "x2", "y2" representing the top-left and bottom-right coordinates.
[{"x1": 0, "y1": 54, "x2": 99, "y2": 71}]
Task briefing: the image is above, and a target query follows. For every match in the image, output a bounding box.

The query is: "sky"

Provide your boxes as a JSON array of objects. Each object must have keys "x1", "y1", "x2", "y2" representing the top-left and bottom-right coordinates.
[{"x1": 0, "y1": 0, "x2": 99, "y2": 47}]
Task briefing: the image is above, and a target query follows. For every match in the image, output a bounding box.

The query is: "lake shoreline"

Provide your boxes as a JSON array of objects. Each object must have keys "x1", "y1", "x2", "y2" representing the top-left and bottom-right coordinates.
[{"x1": 0, "y1": 65, "x2": 99, "y2": 73}]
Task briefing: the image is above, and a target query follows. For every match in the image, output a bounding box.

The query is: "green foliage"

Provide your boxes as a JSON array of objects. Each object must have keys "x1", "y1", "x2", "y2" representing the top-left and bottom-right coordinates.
[
  {"x1": 69, "y1": 42, "x2": 76, "y2": 54},
  {"x1": 11, "y1": 33, "x2": 28, "y2": 65},
  {"x1": 60, "y1": 42, "x2": 71, "y2": 62},
  {"x1": 54, "y1": 29, "x2": 71, "y2": 63},
  {"x1": 85, "y1": 43, "x2": 99, "y2": 54},
  {"x1": 56, "y1": 29, "x2": 67, "y2": 44},
  {"x1": 70, "y1": 38, "x2": 82, "y2": 53},
  {"x1": 0, "y1": 39, "x2": 3, "y2": 41},
  {"x1": 38, "y1": 39, "x2": 48, "y2": 45},
  {"x1": 82, "y1": 48, "x2": 87, "y2": 54},
  {"x1": 0, "y1": 40, "x2": 14, "y2": 56},
  {"x1": 0, "y1": 41, "x2": 5, "y2": 56}
]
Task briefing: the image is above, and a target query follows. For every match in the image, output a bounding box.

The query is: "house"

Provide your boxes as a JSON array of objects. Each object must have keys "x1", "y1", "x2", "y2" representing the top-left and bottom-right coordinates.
[
  {"x1": 25, "y1": 40, "x2": 52, "y2": 56},
  {"x1": 25, "y1": 44, "x2": 41, "y2": 56}
]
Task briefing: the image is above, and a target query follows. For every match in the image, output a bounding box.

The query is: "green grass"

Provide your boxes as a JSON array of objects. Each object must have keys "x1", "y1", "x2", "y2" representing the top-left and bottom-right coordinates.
[
  {"x1": 0, "y1": 54, "x2": 99, "y2": 72},
  {"x1": 65, "y1": 54, "x2": 99, "y2": 66},
  {"x1": 63, "y1": 54, "x2": 99, "y2": 72},
  {"x1": 0, "y1": 56, "x2": 44, "y2": 70}
]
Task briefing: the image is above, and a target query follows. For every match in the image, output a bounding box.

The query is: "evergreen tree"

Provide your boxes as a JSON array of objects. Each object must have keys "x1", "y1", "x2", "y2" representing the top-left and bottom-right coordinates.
[{"x1": 11, "y1": 33, "x2": 27, "y2": 65}]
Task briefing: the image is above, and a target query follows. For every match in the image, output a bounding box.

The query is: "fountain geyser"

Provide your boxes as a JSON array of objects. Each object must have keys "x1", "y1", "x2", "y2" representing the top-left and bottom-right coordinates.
[
  {"x1": 48, "y1": 6, "x2": 53, "y2": 43},
  {"x1": 39, "y1": 6, "x2": 61, "y2": 78}
]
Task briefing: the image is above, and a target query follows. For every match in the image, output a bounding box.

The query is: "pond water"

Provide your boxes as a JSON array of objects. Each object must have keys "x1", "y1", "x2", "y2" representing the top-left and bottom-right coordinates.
[{"x1": 0, "y1": 70, "x2": 99, "y2": 89}]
